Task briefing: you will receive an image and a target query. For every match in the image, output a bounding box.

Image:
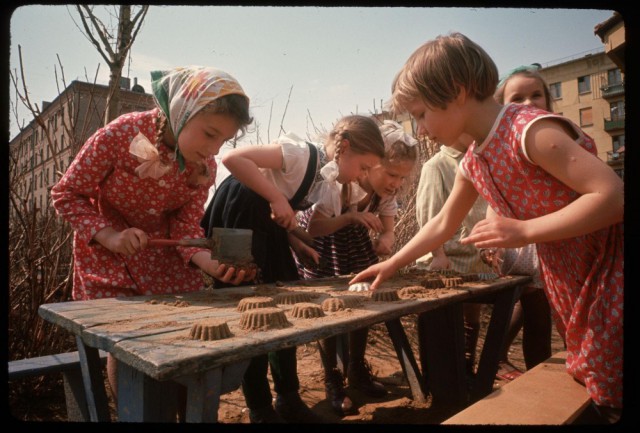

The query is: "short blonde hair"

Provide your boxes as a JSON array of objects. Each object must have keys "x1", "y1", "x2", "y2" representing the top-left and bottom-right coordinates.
[{"x1": 392, "y1": 32, "x2": 499, "y2": 114}]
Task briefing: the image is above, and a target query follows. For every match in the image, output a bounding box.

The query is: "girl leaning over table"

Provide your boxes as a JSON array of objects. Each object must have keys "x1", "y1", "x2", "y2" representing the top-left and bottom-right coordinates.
[
  {"x1": 201, "y1": 114, "x2": 385, "y2": 423},
  {"x1": 351, "y1": 33, "x2": 623, "y2": 423},
  {"x1": 51, "y1": 66, "x2": 256, "y2": 416}
]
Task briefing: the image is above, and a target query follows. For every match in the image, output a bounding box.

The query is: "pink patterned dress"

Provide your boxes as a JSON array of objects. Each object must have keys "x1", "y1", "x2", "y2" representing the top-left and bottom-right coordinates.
[
  {"x1": 51, "y1": 108, "x2": 216, "y2": 300},
  {"x1": 460, "y1": 103, "x2": 623, "y2": 408}
]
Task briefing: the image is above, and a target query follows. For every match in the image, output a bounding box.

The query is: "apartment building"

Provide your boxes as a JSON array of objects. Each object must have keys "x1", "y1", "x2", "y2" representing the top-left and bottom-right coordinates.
[
  {"x1": 539, "y1": 50, "x2": 624, "y2": 178},
  {"x1": 9, "y1": 78, "x2": 155, "y2": 216}
]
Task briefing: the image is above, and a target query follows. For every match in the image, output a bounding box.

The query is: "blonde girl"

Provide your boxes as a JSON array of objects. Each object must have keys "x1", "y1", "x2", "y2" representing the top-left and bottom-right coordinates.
[
  {"x1": 294, "y1": 120, "x2": 417, "y2": 416},
  {"x1": 351, "y1": 32, "x2": 623, "y2": 422}
]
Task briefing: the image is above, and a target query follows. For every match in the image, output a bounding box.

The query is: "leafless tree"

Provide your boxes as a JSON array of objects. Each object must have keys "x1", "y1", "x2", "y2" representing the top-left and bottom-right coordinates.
[{"x1": 73, "y1": 5, "x2": 149, "y2": 124}]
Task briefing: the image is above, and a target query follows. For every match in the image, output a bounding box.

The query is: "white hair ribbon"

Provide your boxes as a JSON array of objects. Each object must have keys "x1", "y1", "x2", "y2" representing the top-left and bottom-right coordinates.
[{"x1": 380, "y1": 120, "x2": 418, "y2": 149}]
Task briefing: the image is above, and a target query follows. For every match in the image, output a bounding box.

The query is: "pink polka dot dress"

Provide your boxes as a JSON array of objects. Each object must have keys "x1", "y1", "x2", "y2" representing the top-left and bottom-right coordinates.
[
  {"x1": 460, "y1": 103, "x2": 623, "y2": 408},
  {"x1": 51, "y1": 108, "x2": 216, "y2": 300}
]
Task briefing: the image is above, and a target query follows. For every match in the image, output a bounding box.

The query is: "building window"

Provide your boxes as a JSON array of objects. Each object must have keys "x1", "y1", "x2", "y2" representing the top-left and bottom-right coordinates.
[
  {"x1": 607, "y1": 68, "x2": 622, "y2": 85},
  {"x1": 612, "y1": 134, "x2": 625, "y2": 152},
  {"x1": 549, "y1": 82, "x2": 562, "y2": 99},
  {"x1": 610, "y1": 101, "x2": 625, "y2": 121},
  {"x1": 578, "y1": 75, "x2": 591, "y2": 94},
  {"x1": 579, "y1": 107, "x2": 593, "y2": 127}
]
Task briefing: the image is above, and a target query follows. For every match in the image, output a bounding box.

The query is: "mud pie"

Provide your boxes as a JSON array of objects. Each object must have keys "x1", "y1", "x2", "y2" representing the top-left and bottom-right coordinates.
[
  {"x1": 237, "y1": 296, "x2": 276, "y2": 312},
  {"x1": 421, "y1": 278, "x2": 445, "y2": 289},
  {"x1": 290, "y1": 302, "x2": 326, "y2": 319},
  {"x1": 273, "y1": 291, "x2": 313, "y2": 305},
  {"x1": 371, "y1": 288, "x2": 400, "y2": 302},
  {"x1": 239, "y1": 307, "x2": 291, "y2": 330},
  {"x1": 443, "y1": 277, "x2": 464, "y2": 287},
  {"x1": 338, "y1": 295, "x2": 366, "y2": 308},
  {"x1": 399, "y1": 286, "x2": 427, "y2": 297},
  {"x1": 322, "y1": 297, "x2": 346, "y2": 312},
  {"x1": 189, "y1": 318, "x2": 232, "y2": 341}
]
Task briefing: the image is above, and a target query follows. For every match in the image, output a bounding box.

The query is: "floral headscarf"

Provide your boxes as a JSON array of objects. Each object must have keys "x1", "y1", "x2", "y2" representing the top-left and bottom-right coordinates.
[{"x1": 150, "y1": 66, "x2": 249, "y2": 171}]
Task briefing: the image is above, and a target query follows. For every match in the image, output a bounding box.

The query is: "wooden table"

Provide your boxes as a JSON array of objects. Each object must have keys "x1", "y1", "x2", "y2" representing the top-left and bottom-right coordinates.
[{"x1": 38, "y1": 272, "x2": 530, "y2": 422}]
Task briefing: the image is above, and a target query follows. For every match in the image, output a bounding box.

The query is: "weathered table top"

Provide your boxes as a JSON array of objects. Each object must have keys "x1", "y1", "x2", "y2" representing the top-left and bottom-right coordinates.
[{"x1": 39, "y1": 272, "x2": 530, "y2": 382}]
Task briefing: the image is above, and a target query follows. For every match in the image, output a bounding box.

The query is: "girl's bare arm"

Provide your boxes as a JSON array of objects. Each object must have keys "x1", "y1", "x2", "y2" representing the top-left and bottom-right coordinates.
[
  {"x1": 222, "y1": 144, "x2": 296, "y2": 229},
  {"x1": 465, "y1": 119, "x2": 623, "y2": 248},
  {"x1": 351, "y1": 174, "x2": 478, "y2": 289}
]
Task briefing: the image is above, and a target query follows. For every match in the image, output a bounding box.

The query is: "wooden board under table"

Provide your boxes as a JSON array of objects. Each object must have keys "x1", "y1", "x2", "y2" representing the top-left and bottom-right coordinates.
[{"x1": 39, "y1": 274, "x2": 529, "y2": 382}]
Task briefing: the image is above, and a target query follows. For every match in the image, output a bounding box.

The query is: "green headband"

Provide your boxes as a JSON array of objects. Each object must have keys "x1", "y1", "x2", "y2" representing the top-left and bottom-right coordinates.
[{"x1": 497, "y1": 63, "x2": 542, "y2": 90}]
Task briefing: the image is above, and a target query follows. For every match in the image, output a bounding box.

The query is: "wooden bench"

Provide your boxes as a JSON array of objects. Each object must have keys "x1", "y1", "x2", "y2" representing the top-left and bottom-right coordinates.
[
  {"x1": 9, "y1": 350, "x2": 109, "y2": 421},
  {"x1": 442, "y1": 352, "x2": 592, "y2": 425}
]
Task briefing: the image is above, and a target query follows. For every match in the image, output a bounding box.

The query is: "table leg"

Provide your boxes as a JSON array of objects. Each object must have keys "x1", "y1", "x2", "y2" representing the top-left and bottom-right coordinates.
[
  {"x1": 384, "y1": 318, "x2": 427, "y2": 403},
  {"x1": 417, "y1": 302, "x2": 467, "y2": 407},
  {"x1": 75, "y1": 336, "x2": 110, "y2": 421},
  {"x1": 117, "y1": 362, "x2": 181, "y2": 422},
  {"x1": 179, "y1": 360, "x2": 250, "y2": 423},
  {"x1": 470, "y1": 284, "x2": 524, "y2": 402}
]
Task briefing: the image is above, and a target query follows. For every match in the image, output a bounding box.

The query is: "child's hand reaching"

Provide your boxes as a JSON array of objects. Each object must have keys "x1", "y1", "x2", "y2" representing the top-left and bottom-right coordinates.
[
  {"x1": 94, "y1": 227, "x2": 148, "y2": 256},
  {"x1": 372, "y1": 232, "x2": 393, "y2": 256},
  {"x1": 349, "y1": 259, "x2": 398, "y2": 291},
  {"x1": 191, "y1": 251, "x2": 257, "y2": 285},
  {"x1": 349, "y1": 211, "x2": 384, "y2": 233},
  {"x1": 462, "y1": 215, "x2": 529, "y2": 249},
  {"x1": 288, "y1": 232, "x2": 320, "y2": 269}
]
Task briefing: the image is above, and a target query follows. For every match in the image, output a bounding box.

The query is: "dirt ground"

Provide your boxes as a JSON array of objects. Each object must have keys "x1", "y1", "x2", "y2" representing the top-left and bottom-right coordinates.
[{"x1": 9, "y1": 305, "x2": 565, "y2": 424}]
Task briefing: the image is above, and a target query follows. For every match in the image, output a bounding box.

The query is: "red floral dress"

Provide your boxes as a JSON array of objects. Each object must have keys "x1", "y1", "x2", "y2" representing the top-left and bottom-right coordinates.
[
  {"x1": 460, "y1": 103, "x2": 623, "y2": 408},
  {"x1": 51, "y1": 108, "x2": 216, "y2": 300}
]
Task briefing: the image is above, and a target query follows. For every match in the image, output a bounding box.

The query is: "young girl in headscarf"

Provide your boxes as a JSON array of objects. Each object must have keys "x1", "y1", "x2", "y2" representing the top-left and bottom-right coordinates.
[{"x1": 51, "y1": 65, "x2": 255, "y2": 408}]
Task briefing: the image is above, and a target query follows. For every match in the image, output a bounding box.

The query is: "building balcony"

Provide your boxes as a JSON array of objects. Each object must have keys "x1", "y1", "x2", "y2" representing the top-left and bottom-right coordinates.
[
  {"x1": 607, "y1": 150, "x2": 624, "y2": 163},
  {"x1": 604, "y1": 116, "x2": 625, "y2": 131},
  {"x1": 600, "y1": 82, "x2": 624, "y2": 98}
]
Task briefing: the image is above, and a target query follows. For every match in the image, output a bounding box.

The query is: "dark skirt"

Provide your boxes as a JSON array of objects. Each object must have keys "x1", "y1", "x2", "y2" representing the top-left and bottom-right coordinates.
[
  {"x1": 295, "y1": 206, "x2": 378, "y2": 279},
  {"x1": 201, "y1": 175, "x2": 300, "y2": 286}
]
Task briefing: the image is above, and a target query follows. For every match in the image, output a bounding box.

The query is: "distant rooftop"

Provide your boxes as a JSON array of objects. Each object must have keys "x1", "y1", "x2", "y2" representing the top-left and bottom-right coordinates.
[{"x1": 540, "y1": 47, "x2": 605, "y2": 69}]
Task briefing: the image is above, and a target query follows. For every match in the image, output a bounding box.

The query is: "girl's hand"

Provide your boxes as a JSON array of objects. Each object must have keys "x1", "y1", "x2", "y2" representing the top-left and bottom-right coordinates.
[
  {"x1": 349, "y1": 212, "x2": 384, "y2": 233},
  {"x1": 269, "y1": 196, "x2": 297, "y2": 230},
  {"x1": 94, "y1": 227, "x2": 148, "y2": 256},
  {"x1": 349, "y1": 259, "x2": 398, "y2": 291},
  {"x1": 192, "y1": 251, "x2": 257, "y2": 285},
  {"x1": 429, "y1": 254, "x2": 451, "y2": 271},
  {"x1": 214, "y1": 264, "x2": 257, "y2": 285},
  {"x1": 372, "y1": 232, "x2": 393, "y2": 256},
  {"x1": 288, "y1": 233, "x2": 320, "y2": 268},
  {"x1": 462, "y1": 215, "x2": 528, "y2": 249}
]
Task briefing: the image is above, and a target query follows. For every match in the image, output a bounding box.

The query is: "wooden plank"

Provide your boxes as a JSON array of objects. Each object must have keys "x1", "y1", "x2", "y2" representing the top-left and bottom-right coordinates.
[
  {"x1": 8, "y1": 350, "x2": 108, "y2": 379},
  {"x1": 442, "y1": 352, "x2": 591, "y2": 425}
]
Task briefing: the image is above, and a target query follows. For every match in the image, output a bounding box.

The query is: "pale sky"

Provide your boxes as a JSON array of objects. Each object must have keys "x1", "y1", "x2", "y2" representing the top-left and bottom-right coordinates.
[{"x1": 9, "y1": 5, "x2": 614, "y2": 146}]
